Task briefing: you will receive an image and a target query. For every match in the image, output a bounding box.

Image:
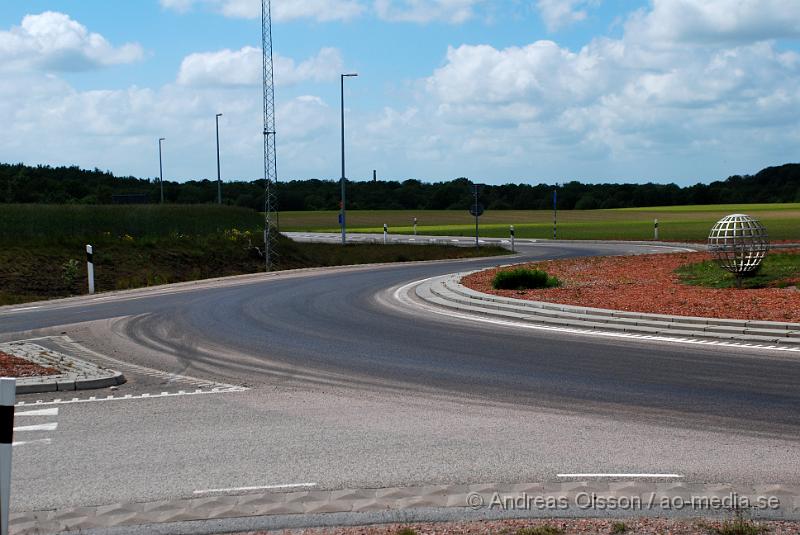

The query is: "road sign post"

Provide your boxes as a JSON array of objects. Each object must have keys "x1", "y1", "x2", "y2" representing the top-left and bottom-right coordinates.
[
  {"x1": 0, "y1": 378, "x2": 15, "y2": 535},
  {"x1": 553, "y1": 188, "x2": 558, "y2": 240},
  {"x1": 470, "y1": 184, "x2": 485, "y2": 248}
]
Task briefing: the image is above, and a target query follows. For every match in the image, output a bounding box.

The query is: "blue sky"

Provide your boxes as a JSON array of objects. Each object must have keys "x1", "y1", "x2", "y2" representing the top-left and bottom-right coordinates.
[{"x1": 1, "y1": 0, "x2": 799, "y2": 185}]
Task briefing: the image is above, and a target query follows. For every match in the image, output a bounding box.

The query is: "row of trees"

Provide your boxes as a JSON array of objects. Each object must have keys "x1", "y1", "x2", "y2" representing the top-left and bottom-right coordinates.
[{"x1": 2, "y1": 162, "x2": 800, "y2": 210}]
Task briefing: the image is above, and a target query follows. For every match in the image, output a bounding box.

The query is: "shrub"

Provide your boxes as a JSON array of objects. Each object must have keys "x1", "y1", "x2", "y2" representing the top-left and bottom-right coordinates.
[
  {"x1": 492, "y1": 267, "x2": 560, "y2": 290},
  {"x1": 516, "y1": 525, "x2": 564, "y2": 535},
  {"x1": 61, "y1": 259, "x2": 80, "y2": 288},
  {"x1": 611, "y1": 521, "x2": 628, "y2": 534}
]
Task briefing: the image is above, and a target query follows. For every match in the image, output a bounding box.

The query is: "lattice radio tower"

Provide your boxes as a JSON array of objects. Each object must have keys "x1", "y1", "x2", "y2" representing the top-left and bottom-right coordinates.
[{"x1": 261, "y1": 0, "x2": 279, "y2": 271}]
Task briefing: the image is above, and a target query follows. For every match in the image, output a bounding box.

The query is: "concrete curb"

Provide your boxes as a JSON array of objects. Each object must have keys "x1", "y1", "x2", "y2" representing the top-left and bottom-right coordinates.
[
  {"x1": 13, "y1": 482, "x2": 800, "y2": 534},
  {"x1": 413, "y1": 273, "x2": 800, "y2": 348},
  {"x1": 0, "y1": 341, "x2": 125, "y2": 395}
]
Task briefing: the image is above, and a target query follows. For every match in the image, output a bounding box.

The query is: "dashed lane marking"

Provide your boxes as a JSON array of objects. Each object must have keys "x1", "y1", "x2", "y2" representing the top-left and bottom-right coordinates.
[{"x1": 16, "y1": 387, "x2": 247, "y2": 407}]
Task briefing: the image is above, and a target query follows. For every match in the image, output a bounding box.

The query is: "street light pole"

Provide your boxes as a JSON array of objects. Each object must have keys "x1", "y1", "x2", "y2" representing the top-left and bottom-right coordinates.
[
  {"x1": 158, "y1": 137, "x2": 165, "y2": 204},
  {"x1": 215, "y1": 113, "x2": 223, "y2": 204},
  {"x1": 340, "y1": 73, "x2": 358, "y2": 245}
]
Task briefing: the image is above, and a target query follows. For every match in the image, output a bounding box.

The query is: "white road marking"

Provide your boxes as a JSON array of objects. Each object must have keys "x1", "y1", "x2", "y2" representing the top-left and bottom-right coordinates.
[
  {"x1": 16, "y1": 387, "x2": 247, "y2": 407},
  {"x1": 8, "y1": 305, "x2": 42, "y2": 312},
  {"x1": 391, "y1": 278, "x2": 800, "y2": 354},
  {"x1": 14, "y1": 422, "x2": 57, "y2": 432},
  {"x1": 194, "y1": 482, "x2": 317, "y2": 495},
  {"x1": 16, "y1": 408, "x2": 58, "y2": 417},
  {"x1": 558, "y1": 473, "x2": 683, "y2": 478},
  {"x1": 13, "y1": 438, "x2": 52, "y2": 447}
]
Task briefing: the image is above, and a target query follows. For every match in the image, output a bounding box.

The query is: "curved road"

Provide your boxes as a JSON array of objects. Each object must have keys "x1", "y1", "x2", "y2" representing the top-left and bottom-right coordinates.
[{"x1": 2, "y1": 240, "x2": 799, "y2": 513}]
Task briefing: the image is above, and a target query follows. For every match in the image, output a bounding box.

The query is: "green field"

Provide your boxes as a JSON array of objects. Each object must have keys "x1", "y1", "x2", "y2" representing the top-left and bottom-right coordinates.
[
  {"x1": 278, "y1": 204, "x2": 800, "y2": 241},
  {"x1": 0, "y1": 204, "x2": 508, "y2": 305},
  {"x1": 676, "y1": 252, "x2": 800, "y2": 289}
]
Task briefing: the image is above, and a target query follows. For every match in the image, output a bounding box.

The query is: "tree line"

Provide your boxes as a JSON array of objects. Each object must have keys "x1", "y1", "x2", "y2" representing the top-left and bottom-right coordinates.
[{"x1": 2, "y1": 162, "x2": 799, "y2": 210}]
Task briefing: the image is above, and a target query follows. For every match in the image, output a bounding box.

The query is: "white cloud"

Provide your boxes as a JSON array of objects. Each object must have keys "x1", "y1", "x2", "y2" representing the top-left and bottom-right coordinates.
[
  {"x1": 626, "y1": 0, "x2": 800, "y2": 45},
  {"x1": 0, "y1": 67, "x2": 338, "y2": 180},
  {"x1": 0, "y1": 11, "x2": 143, "y2": 72},
  {"x1": 535, "y1": 0, "x2": 595, "y2": 32},
  {"x1": 160, "y1": 0, "x2": 365, "y2": 22},
  {"x1": 374, "y1": 0, "x2": 482, "y2": 24},
  {"x1": 366, "y1": 1, "x2": 800, "y2": 179},
  {"x1": 177, "y1": 46, "x2": 343, "y2": 87}
]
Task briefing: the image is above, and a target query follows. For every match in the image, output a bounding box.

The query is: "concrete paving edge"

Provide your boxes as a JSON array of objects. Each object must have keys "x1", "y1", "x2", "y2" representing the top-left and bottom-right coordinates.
[
  {"x1": 16, "y1": 482, "x2": 800, "y2": 534},
  {"x1": 413, "y1": 273, "x2": 800, "y2": 347}
]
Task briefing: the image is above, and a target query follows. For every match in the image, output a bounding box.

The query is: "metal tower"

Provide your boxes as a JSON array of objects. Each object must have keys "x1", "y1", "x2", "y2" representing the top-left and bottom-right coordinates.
[{"x1": 261, "y1": 0, "x2": 279, "y2": 271}]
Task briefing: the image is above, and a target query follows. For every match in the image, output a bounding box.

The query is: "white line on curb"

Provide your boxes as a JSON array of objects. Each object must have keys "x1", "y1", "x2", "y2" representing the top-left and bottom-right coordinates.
[
  {"x1": 558, "y1": 474, "x2": 683, "y2": 478},
  {"x1": 194, "y1": 482, "x2": 317, "y2": 495},
  {"x1": 391, "y1": 278, "x2": 800, "y2": 354}
]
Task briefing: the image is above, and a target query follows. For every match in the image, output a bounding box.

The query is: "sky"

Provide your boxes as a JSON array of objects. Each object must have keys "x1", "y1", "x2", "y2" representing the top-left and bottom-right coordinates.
[{"x1": 1, "y1": 1, "x2": 800, "y2": 186}]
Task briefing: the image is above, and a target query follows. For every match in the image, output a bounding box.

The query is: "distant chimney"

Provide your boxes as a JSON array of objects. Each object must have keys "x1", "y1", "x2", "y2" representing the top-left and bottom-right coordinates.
[{"x1": 373, "y1": 170, "x2": 377, "y2": 182}]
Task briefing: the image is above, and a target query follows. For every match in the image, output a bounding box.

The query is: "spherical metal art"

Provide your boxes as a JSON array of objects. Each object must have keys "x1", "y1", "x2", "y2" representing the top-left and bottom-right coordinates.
[{"x1": 707, "y1": 214, "x2": 769, "y2": 276}]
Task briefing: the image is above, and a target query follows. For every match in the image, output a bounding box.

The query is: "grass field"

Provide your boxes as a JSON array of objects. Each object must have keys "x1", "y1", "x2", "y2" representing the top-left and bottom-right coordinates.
[
  {"x1": 278, "y1": 204, "x2": 800, "y2": 241},
  {"x1": 0, "y1": 204, "x2": 508, "y2": 305},
  {"x1": 676, "y1": 252, "x2": 800, "y2": 289},
  {"x1": 0, "y1": 204, "x2": 263, "y2": 244}
]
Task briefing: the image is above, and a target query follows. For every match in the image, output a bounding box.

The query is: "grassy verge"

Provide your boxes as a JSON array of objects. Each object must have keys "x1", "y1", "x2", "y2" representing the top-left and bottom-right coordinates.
[
  {"x1": 676, "y1": 252, "x2": 800, "y2": 289},
  {"x1": 0, "y1": 233, "x2": 508, "y2": 306},
  {"x1": 0, "y1": 204, "x2": 509, "y2": 305},
  {"x1": 278, "y1": 205, "x2": 800, "y2": 241}
]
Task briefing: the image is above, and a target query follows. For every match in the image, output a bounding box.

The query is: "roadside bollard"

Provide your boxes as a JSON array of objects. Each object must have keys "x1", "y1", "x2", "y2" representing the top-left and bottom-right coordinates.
[
  {"x1": 654, "y1": 219, "x2": 659, "y2": 241},
  {"x1": 413, "y1": 217, "x2": 417, "y2": 236},
  {"x1": 383, "y1": 224, "x2": 388, "y2": 244},
  {"x1": 86, "y1": 244, "x2": 95, "y2": 294},
  {"x1": 510, "y1": 225, "x2": 515, "y2": 252},
  {"x1": 0, "y1": 378, "x2": 15, "y2": 535}
]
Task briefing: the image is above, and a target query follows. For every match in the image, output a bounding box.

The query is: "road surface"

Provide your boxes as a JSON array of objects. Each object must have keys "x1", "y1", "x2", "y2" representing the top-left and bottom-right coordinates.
[{"x1": 1, "y1": 239, "x2": 798, "y2": 514}]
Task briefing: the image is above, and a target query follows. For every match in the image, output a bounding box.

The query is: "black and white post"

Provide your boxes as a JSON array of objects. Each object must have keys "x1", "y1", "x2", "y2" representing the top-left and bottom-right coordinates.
[
  {"x1": 510, "y1": 225, "x2": 515, "y2": 253},
  {"x1": 413, "y1": 217, "x2": 418, "y2": 236},
  {"x1": 86, "y1": 244, "x2": 95, "y2": 295},
  {"x1": 654, "y1": 218, "x2": 659, "y2": 241},
  {"x1": 0, "y1": 377, "x2": 15, "y2": 535},
  {"x1": 383, "y1": 223, "x2": 388, "y2": 244}
]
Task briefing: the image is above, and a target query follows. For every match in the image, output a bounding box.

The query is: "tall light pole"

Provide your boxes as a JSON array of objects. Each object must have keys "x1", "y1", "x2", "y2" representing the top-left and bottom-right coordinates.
[
  {"x1": 215, "y1": 113, "x2": 223, "y2": 204},
  {"x1": 158, "y1": 137, "x2": 165, "y2": 204},
  {"x1": 340, "y1": 72, "x2": 358, "y2": 245}
]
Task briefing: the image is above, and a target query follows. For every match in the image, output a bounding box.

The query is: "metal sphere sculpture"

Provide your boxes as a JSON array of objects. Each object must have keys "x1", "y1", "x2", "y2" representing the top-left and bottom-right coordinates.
[{"x1": 707, "y1": 214, "x2": 769, "y2": 281}]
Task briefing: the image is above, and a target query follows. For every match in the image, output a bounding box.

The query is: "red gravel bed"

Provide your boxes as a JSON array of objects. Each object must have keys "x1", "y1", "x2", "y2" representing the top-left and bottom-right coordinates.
[
  {"x1": 243, "y1": 517, "x2": 800, "y2": 534},
  {"x1": 0, "y1": 351, "x2": 58, "y2": 377},
  {"x1": 462, "y1": 252, "x2": 800, "y2": 323}
]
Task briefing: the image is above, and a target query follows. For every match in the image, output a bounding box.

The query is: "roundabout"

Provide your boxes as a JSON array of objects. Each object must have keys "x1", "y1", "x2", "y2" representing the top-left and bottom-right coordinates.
[{"x1": 1, "y1": 237, "x2": 799, "y2": 532}]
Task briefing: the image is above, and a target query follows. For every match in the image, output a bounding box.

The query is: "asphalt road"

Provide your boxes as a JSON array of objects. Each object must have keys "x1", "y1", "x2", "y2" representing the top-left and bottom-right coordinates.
[{"x1": 2, "y1": 238, "x2": 799, "y2": 513}]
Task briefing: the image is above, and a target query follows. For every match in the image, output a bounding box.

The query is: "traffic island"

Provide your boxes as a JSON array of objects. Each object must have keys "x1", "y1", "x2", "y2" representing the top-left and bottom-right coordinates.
[
  {"x1": 0, "y1": 341, "x2": 124, "y2": 394},
  {"x1": 410, "y1": 252, "x2": 800, "y2": 348},
  {"x1": 462, "y1": 251, "x2": 800, "y2": 324}
]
